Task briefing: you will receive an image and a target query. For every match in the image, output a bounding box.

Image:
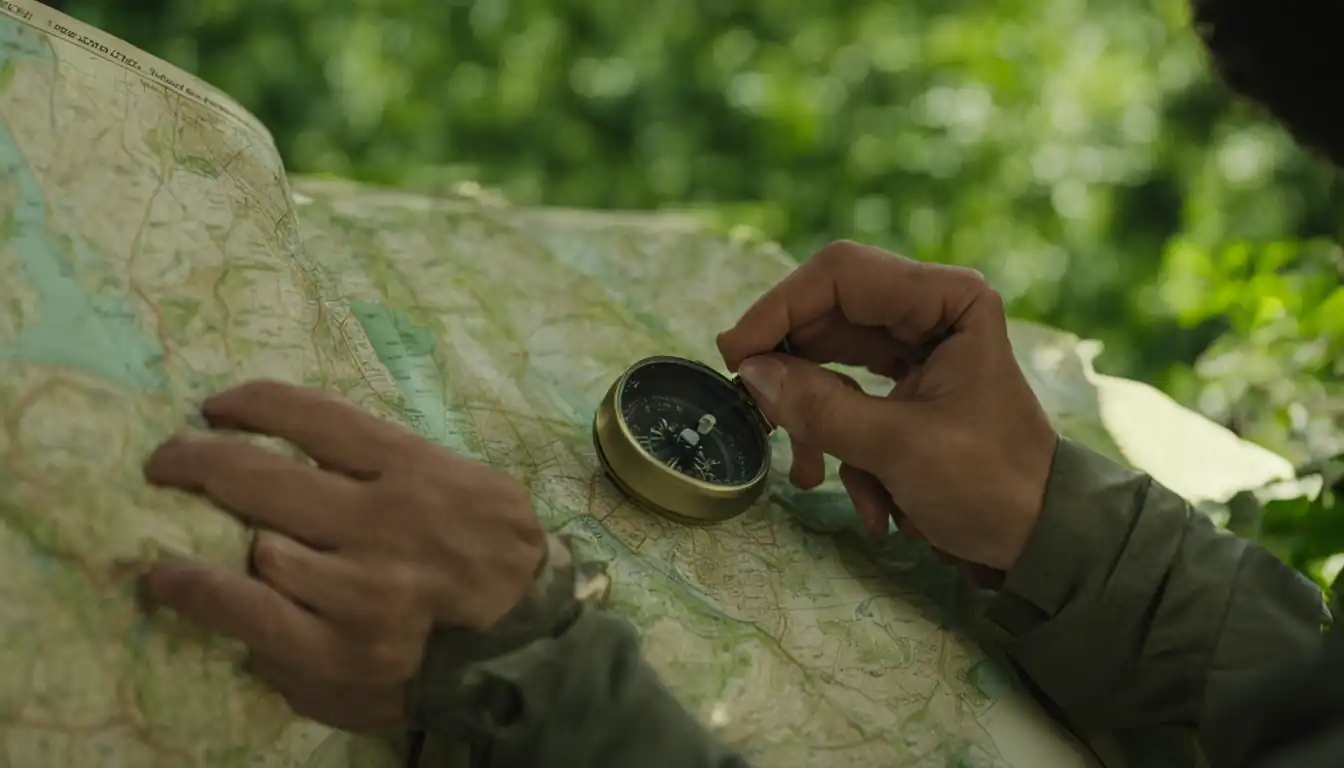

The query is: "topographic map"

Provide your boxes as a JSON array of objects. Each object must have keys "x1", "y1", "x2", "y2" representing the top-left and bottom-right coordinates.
[{"x1": 0, "y1": 2, "x2": 1300, "y2": 767}]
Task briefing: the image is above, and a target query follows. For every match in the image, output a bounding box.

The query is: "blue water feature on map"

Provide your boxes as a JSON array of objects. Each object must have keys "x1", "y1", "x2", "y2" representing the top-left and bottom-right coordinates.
[
  {"x1": 348, "y1": 300, "x2": 477, "y2": 456},
  {"x1": 0, "y1": 22, "x2": 167, "y2": 392}
]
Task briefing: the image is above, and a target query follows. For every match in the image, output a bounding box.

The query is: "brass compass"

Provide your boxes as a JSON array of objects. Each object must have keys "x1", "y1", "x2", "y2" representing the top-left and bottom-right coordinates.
[{"x1": 592, "y1": 340, "x2": 790, "y2": 525}]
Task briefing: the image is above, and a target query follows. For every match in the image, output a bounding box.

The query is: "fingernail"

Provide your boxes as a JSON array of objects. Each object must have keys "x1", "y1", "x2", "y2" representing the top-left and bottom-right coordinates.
[{"x1": 738, "y1": 355, "x2": 785, "y2": 405}]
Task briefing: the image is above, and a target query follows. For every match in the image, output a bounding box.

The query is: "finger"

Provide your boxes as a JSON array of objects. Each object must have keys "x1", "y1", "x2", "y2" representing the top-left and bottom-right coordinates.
[
  {"x1": 141, "y1": 562, "x2": 348, "y2": 678},
  {"x1": 787, "y1": 437, "x2": 826, "y2": 489},
  {"x1": 247, "y1": 655, "x2": 407, "y2": 732},
  {"x1": 838, "y1": 463, "x2": 896, "y2": 538},
  {"x1": 144, "y1": 434, "x2": 359, "y2": 548},
  {"x1": 201, "y1": 380, "x2": 417, "y2": 476},
  {"x1": 717, "y1": 241, "x2": 1004, "y2": 370},
  {"x1": 737, "y1": 354, "x2": 904, "y2": 474},
  {"x1": 251, "y1": 533, "x2": 427, "y2": 630},
  {"x1": 745, "y1": 309, "x2": 914, "y2": 379},
  {"x1": 830, "y1": 369, "x2": 867, "y2": 394},
  {"x1": 793, "y1": 311, "x2": 910, "y2": 375},
  {"x1": 790, "y1": 372, "x2": 873, "y2": 490}
]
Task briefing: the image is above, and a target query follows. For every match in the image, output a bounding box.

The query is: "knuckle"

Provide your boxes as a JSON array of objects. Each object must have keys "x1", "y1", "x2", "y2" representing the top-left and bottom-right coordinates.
[
  {"x1": 381, "y1": 561, "x2": 422, "y2": 593},
  {"x1": 368, "y1": 564, "x2": 424, "y2": 620},
  {"x1": 959, "y1": 271, "x2": 1005, "y2": 311},
  {"x1": 979, "y1": 284, "x2": 1006, "y2": 312},
  {"x1": 947, "y1": 264, "x2": 987, "y2": 284},
  {"x1": 810, "y1": 240, "x2": 861, "y2": 269},
  {"x1": 361, "y1": 640, "x2": 418, "y2": 682},
  {"x1": 792, "y1": 384, "x2": 835, "y2": 443},
  {"x1": 949, "y1": 265, "x2": 997, "y2": 299},
  {"x1": 933, "y1": 264, "x2": 1004, "y2": 316},
  {"x1": 250, "y1": 536, "x2": 290, "y2": 582},
  {"x1": 376, "y1": 473, "x2": 440, "y2": 511}
]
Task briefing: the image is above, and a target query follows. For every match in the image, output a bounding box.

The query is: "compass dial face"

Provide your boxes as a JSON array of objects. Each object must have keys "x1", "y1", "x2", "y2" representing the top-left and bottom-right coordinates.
[{"x1": 618, "y1": 359, "x2": 769, "y2": 487}]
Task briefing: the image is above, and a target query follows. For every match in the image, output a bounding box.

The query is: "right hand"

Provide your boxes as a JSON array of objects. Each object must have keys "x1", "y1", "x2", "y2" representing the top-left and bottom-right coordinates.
[{"x1": 716, "y1": 241, "x2": 1057, "y2": 576}]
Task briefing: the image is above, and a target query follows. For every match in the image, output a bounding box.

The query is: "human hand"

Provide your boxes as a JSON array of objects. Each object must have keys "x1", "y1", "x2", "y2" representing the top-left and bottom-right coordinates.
[
  {"x1": 137, "y1": 381, "x2": 546, "y2": 731},
  {"x1": 717, "y1": 241, "x2": 1057, "y2": 575}
]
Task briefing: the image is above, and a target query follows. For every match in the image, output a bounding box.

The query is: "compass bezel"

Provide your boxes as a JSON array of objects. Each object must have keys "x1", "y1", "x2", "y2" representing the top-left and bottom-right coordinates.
[{"x1": 593, "y1": 355, "x2": 773, "y2": 524}]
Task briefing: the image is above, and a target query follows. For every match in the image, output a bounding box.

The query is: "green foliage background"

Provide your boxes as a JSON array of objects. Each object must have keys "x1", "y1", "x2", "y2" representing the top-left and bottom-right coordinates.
[{"x1": 61, "y1": 0, "x2": 1344, "y2": 590}]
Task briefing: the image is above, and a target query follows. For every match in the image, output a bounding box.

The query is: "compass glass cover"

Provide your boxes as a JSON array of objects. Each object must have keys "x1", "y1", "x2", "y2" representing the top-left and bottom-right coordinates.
[{"x1": 619, "y1": 359, "x2": 769, "y2": 486}]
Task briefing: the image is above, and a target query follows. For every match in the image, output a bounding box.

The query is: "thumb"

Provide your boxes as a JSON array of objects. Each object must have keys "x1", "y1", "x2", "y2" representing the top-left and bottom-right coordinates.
[{"x1": 737, "y1": 354, "x2": 900, "y2": 472}]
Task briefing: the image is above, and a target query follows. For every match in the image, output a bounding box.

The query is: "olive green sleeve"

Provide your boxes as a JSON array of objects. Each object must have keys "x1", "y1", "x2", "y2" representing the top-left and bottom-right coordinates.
[
  {"x1": 405, "y1": 533, "x2": 751, "y2": 768},
  {"x1": 421, "y1": 606, "x2": 754, "y2": 768},
  {"x1": 975, "y1": 437, "x2": 1331, "y2": 767}
]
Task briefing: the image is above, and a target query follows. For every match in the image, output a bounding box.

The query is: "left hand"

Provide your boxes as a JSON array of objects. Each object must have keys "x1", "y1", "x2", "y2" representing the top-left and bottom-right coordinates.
[{"x1": 138, "y1": 380, "x2": 546, "y2": 732}]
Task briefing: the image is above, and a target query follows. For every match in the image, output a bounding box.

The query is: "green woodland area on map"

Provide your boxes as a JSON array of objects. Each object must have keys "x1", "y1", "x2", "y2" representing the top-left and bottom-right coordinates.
[{"x1": 61, "y1": 0, "x2": 1344, "y2": 596}]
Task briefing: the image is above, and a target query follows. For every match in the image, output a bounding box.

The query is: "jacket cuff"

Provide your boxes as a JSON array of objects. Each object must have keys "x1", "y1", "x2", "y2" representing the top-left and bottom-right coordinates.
[
  {"x1": 977, "y1": 436, "x2": 1175, "y2": 644},
  {"x1": 409, "y1": 534, "x2": 605, "y2": 735},
  {"x1": 406, "y1": 605, "x2": 635, "y2": 758},
  {"x1": 432, "y1": 606, "x2": 752, "y2": 767}
]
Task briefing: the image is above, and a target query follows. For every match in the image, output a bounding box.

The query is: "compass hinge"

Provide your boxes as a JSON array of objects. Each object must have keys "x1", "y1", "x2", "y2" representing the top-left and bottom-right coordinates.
[{"x1": 730, "y1": 374, "x2": 776, "y2": 434}]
